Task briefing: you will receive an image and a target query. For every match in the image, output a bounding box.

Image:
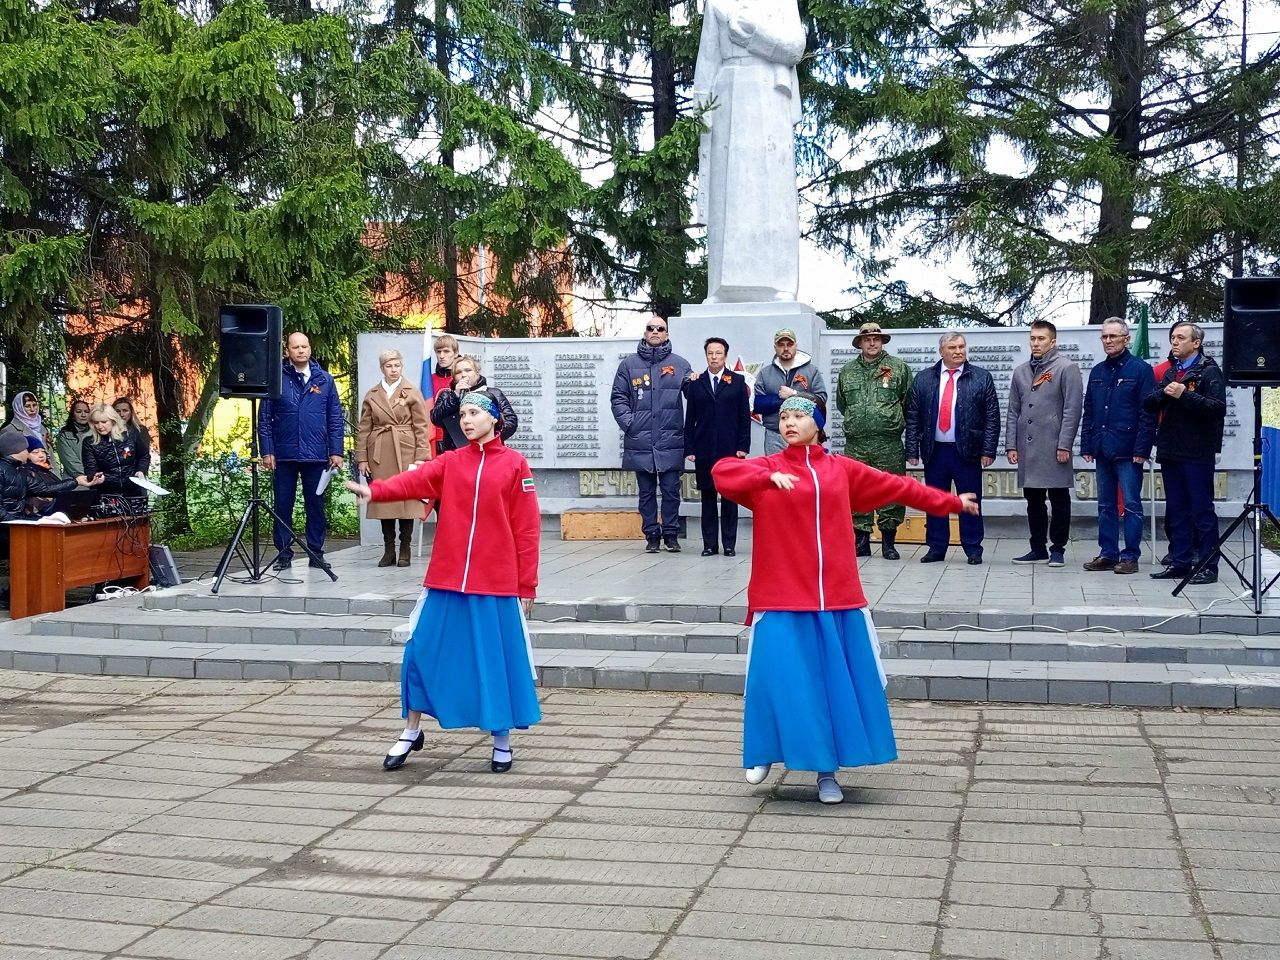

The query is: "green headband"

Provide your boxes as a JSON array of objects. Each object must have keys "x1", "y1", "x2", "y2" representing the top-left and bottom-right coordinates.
[
  {"x1": 779, "y1": 395, "x2": 825, "y2": 430},
  {"x1": 780, "y1": 396, "x2": 816, "y2": 417}
]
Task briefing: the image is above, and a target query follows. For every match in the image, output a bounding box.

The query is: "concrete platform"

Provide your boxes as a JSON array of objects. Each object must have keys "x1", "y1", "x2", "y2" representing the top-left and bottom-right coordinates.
[{"x1": 2, "y1": 532, "x2": 1280, "y2": 707}]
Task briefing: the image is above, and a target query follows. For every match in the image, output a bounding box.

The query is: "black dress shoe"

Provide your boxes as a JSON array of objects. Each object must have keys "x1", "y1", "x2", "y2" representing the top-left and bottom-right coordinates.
[
  {"x1": 1149, "y1": 566, "x2": 1191, "y2": 580},
  {"x1": 308, "y1": 556, "x2": 328, "y2": 569},
  {"x1": 966, "y1": 554, "x2": 983, "y2": 565},
  {"x1": 724, "y1": 548, "x2": 736, "y2": 557},
  {"x1": 1189, "y1": 569, "x2": 1218, "y2": 585},
  {"x1": 491, "y1": 746, "x2": 513, "y2": 773},
  {"x1": 920, "y1": 551, "x2": 946, "y2": 563},
  {"x1": 383, "y1": 730, "x2": 424, "y2": 770},
  {"x1": 272, "y1": 556, "x2": 292, "y2": 571},
  {"x1": 701, "y1": 548, "x2": 717, "y2": 557}
]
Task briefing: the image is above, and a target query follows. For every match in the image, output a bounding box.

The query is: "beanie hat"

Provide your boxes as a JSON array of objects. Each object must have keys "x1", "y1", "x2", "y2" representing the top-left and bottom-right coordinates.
[
  {"x1": 0, "y1": 432, "x2": 28, "y2": 457},
  {"x1": 26, "y1": 436, "x2": 45, "y2": 452}
]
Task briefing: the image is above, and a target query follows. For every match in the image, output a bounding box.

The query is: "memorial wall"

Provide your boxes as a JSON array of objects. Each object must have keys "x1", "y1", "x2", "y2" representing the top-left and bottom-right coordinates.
[{"x1": 357, "y1": 323, "x2": 1253, "y2": 520}]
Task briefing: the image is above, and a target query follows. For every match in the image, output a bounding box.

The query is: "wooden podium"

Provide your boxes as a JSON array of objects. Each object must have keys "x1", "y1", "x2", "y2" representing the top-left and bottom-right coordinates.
[{"x1": 7, "y1": 516, "x2": 151, "y2": 619}]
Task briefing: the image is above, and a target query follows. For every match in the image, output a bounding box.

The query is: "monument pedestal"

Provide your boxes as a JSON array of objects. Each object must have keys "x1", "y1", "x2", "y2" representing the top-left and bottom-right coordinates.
[{"x1": 672, "y1": 301, "x2": 824, "y2": 374}]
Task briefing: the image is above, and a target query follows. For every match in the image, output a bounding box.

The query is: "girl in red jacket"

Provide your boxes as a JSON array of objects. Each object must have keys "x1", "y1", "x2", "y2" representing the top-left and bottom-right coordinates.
[
  {"x1": 347, "y1": 392, "x2": 541, "y2": 774},
  {"x1": 713, "y1": 394, "x2": 978, "y2": 803}
]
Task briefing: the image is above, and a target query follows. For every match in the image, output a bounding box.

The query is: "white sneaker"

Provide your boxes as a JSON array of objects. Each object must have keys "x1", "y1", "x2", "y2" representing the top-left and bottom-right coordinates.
[
  {"x1": 817, "y1": 774, "x2": 844, "y2": 804},
  {"x1": 745, "y1": 764, "x2": 772, "y2": 785}
]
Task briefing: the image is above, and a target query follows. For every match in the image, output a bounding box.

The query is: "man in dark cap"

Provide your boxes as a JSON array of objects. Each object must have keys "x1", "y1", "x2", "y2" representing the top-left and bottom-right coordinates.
[{"x1": 836, "y1": 322, "x2": 914, "y2": 559}]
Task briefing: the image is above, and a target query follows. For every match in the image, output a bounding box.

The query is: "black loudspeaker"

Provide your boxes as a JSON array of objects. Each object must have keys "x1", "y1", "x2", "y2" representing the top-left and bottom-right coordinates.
[
  {"x1": 219, "y1": 304, "x2": 283, "y2": 399},
  {"x1": 1223, "y1": 277, "x2": 1280, "y2": 385}
]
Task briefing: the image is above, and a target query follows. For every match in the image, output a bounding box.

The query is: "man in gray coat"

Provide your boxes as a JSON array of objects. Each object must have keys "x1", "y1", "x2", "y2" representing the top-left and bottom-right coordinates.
[
  {"x1": 1006, "y1": 320, "x2": 1084, "y2": 567},
  {"x1": 611, "y1": 318, "x2": 693, "y2": 553},
  {"x1": 752, "y1": 328, "x2": 828, "y2": 454}
]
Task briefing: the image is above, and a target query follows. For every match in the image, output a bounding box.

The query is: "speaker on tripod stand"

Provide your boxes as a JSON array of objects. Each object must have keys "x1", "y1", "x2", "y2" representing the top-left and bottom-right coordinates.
[
  {"x1": 211, "y1": 305, "x2": 338, "y2": 593},
  {"x1": 1174, "y1": 278, "x2": 1280, "y2": 612}
]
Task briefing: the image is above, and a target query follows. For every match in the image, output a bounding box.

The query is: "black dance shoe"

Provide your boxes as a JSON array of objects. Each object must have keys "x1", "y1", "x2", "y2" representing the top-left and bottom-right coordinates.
[
  {"x1": 491, "y1": 746, "x2": 513, "y2": 773},
  {"x1": 383, "y1": 730, "x2": 424, "y2": 770},
  {"x1": 724, "y1": 548, "x2": 736, "y2": 557}
]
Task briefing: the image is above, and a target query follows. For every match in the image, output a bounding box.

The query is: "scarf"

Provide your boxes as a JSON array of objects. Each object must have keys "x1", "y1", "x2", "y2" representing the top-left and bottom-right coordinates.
[
  {"x1": 1029, "y1": 347, "x2": 1058, "y2": 376},
  {"x1": 9, "y1": 391, "x2": 44, "y2": 440}
]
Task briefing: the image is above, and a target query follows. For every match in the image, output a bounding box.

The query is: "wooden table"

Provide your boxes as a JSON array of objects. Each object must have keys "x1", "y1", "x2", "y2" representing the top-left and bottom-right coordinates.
[{"x1": 7, "y1": 516, "x2": 150, "y2": 619}]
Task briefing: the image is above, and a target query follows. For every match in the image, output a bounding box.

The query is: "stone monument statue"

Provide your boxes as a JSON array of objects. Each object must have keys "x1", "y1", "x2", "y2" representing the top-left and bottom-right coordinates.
[{"x1": 693, "y1": 0, "x2": 806, "y2": 304}]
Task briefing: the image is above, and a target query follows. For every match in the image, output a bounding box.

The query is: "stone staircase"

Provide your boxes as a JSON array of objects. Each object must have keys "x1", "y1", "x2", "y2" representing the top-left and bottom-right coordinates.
[{"x1": 2, "y1": 586, "x2": 1279, "y2": 709}]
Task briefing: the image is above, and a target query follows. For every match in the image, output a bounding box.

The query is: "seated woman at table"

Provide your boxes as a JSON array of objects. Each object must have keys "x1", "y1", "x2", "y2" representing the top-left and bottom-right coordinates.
[
  {"x1": 77, "y1": 404, "x2": 149, "y2": 509},
  {"x1": 22, "y1": 440, "x2": 87, "y2": 515}
]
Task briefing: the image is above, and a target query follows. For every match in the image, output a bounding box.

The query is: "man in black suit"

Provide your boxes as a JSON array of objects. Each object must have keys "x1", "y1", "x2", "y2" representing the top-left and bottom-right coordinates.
[{"x1": 683, "y1": 337, "x2": 752, "y2": 556}]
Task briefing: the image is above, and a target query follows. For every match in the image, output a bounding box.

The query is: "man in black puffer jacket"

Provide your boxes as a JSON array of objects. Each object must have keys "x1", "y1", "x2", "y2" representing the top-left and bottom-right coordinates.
[
  {"x1": 610, "y1": 319, "x2": 692, "y2": 553},
  {"x1": 1142, "y1": 321, "x2": 1226, "y2": 585}
]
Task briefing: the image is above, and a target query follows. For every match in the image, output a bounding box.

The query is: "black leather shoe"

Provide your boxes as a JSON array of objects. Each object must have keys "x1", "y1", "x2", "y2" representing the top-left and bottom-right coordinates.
[
  {"x1": 701, "y1": 548, "x2": 717, "y2": 557},
  {"x1": 855, "y1": 531, "x2": 871, "y2": 558},
  {"x1": 920, "y1": 551, "x2": 946, "y2": 563},
  {"x1": 966, "y1": 554, "x2": 983, "y2": 565},
  {"x1": 272, "y1": 556, "x2": 292, "y2": 571},
  {"x1": 1149, "y1": 566, "x2": 1191, "y2": 580},
  {"x1": 663, "y1": 537, "x2": 681, "y2": 553},
  {"x1": 308, "y1": 555, "x2": 327, "y2": 569},
  {"x1": 383, "y1": 730, "x2": 424, "y2": 770},
  {"x1": 724, "y1": 548, "x2": 736, "y2": 557},
  {"x1": 645, "y1": 537, "x2": 661, "y2": 554},
  {"x1": 491, "y1": 746, "x2": 513, "y2": 773},
  {"x1": 1189, "y1": 569, "x2": 1218, "y2": 585}
]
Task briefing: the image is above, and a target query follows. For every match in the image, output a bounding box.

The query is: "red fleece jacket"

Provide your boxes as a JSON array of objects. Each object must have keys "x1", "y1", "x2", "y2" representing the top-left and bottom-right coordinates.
[
  {"x1": 713, "y1": 444, "x2": 963, "y2": 614},
  {"x1": 369, "y1": 436, "x2": 540, "y2": 597}
]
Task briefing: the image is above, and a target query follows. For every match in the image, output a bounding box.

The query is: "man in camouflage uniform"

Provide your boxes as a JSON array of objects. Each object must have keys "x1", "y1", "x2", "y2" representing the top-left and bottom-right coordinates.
[{"x1": 836, "y1": 322, "x2": 914, "y2": 559}]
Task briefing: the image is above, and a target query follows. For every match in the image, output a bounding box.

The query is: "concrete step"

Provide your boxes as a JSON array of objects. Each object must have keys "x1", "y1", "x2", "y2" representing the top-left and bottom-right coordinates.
[
  {"x1": 391, "y1": 620, "x2": 749, "y2": 654},
  {"x1": 3, "y1": 634, "x2": 1279, "y2": 709},
  {"x1": 137, "y1": 588, "x2": 1280, "y2": 636},
  {"x1": 33, "y1": 599, "x2": 1279, "y2": 667},
  {"x1": 29, "y1": 607, "x2": 402, "y2": 647},
  {"x1": 883, "y1": 629, "x2": 1280, "y2": 668}
]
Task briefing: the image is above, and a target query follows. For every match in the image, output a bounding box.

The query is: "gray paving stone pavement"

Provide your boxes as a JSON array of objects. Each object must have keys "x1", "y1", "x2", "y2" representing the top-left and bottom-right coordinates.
[{"x1": 1, "y1": 673, "x2": 1279, "y2": 958}]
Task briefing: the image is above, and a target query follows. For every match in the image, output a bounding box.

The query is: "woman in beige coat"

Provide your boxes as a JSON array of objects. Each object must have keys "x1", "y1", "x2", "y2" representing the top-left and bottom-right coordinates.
[{"x1": 356, "y1": 349, "x2": 432, "y2": 567}]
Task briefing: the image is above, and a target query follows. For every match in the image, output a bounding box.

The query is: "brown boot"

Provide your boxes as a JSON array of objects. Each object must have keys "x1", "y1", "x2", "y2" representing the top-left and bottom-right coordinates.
[
  {"x1": 378, "y1": 520, "x2": 396, "y2": 567},
  {"x1": 398, "y1": 519, "x2": 413, "y2": 567}
]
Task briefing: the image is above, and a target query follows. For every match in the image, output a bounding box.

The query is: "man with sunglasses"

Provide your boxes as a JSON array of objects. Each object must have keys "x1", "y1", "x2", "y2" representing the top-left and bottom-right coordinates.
[{"x1": 611, "y1": 318, "x2": 693, "y2": 553}]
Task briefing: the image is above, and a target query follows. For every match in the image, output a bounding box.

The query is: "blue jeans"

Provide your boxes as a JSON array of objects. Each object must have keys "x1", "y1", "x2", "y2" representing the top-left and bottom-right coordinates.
[
  {"x1": 1095, "y1": 457, "x2": 1145, "y2": 562},
  {"x1": 637, "y1": 470, "x2": 682, "y2": 538},
  {"x1": 922, "y1": 443, "x2": 984, "y2": 556},
  {"x1": 272, "y1": 460, "x2": 327, "y2": 558}
]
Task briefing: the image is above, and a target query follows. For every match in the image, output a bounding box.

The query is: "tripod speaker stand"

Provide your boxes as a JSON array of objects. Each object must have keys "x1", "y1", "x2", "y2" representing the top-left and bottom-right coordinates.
[{"x1": 211, "y1": 398, "x2": 339, "y2": 594}]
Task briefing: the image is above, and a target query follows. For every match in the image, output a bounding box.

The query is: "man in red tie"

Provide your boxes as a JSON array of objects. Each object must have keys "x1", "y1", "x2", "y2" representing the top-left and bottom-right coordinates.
[{"x1": 905, "y1": 332, "x2": 1002, "y2": 564}]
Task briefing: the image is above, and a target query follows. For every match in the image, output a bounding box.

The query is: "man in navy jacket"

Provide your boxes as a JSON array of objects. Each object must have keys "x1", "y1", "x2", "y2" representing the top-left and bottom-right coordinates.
[
  {"x1": 259, "y1": 332, "x2": 346, "y2": 570},
  {"x1": 1080, "y1": 318, "x2": 1156, "y2": 575},
  {"x1": 683, "y1": 337, "x2": 751, "y2": 556},
  {"x1": 905, "y1": 332, "x2": 1000, "y2": 564}
]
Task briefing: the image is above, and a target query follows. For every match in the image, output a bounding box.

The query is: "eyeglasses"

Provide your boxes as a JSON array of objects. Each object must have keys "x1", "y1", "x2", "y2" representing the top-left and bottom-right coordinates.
[{"x1": 645, "y1": 325, "x2": 667, "y2": 333}]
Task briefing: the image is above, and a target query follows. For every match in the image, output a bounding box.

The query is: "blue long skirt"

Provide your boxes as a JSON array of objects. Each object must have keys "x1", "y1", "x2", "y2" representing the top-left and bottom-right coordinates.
[
  {"x1": 742, "y1": 607, "x2": 897, "y2": 772},
  {"x1": 400, "y1": 588, "x2": 541, "y2": 732}
]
